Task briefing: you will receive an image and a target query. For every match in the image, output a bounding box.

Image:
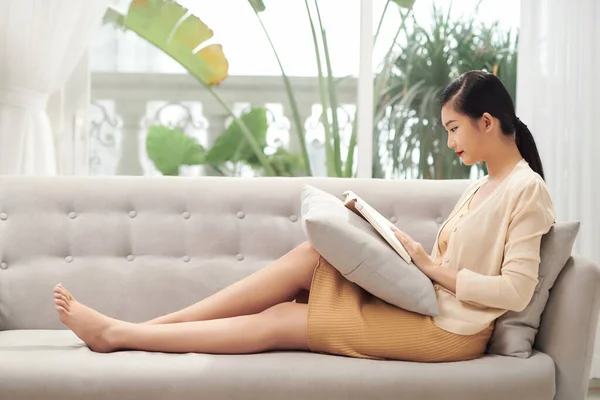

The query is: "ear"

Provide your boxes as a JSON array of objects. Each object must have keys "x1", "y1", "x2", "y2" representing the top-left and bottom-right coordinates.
[{"x1": 481, "y1": 112, "x2": 494, "y2": 132}]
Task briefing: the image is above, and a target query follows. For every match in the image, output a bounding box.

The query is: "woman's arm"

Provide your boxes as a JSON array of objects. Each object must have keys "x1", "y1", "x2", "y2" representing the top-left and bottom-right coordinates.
[
  {"x1": 392, "y1": 180, "x2": 555, "y2": 311},
  {"x1": 421, "y1": 263, "x2": 458, "y2": 293}
]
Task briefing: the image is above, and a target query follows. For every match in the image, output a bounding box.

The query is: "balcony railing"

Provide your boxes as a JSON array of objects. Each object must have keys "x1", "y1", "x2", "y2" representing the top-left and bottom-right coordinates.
[{"x1": 90, "y1": 72, "x2": 358, "y2": 177}]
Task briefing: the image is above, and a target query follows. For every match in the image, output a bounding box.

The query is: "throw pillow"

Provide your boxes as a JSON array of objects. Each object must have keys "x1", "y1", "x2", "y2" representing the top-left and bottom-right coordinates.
[
  {"x1": 487, "y1": 221, "x2": 580, "y2": 358},
  {"x1": 300, "y1": 184, "x2": 438, "y2": 316}
]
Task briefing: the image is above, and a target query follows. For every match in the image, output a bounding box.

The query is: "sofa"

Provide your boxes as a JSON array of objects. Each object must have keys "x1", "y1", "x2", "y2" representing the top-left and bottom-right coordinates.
[{"x1": 0, "y1": 175, "x2": 598, "y2": 400}]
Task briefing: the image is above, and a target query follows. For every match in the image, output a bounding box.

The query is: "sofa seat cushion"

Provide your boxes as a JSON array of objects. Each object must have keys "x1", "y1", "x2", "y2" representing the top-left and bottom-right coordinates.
[{"x1": 0, "y1": 330, "x2": 555, "y2": 400}]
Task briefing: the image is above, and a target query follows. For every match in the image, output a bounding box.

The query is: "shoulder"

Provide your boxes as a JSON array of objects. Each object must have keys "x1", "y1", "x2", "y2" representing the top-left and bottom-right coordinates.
[{"x1": 505, "y1": 162, "x2": 555, "y2": 222}]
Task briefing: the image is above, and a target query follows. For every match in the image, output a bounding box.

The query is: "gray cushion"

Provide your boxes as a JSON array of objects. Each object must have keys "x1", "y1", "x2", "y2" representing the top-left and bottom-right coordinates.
[
  {"x1": 487, "y1": 221, "x2": 580, "y2": 358},
  {"x1": 300, "y1": 184, "x2": 438, "y2": 316}
]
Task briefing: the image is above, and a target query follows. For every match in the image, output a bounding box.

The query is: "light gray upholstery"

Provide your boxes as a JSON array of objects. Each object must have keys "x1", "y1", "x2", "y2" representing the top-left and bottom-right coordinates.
[
  {"x1": 0, "y1": 175, "x2": 598, "y2": 400},
  {"x1": 0, "y1": 329, "x2": 555, "y2": 400}
]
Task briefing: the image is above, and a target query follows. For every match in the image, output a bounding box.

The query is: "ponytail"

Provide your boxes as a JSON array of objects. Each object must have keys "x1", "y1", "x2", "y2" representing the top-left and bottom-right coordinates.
[{"x1": 513, "y1": 117, "x2": 545, "y2": 180}]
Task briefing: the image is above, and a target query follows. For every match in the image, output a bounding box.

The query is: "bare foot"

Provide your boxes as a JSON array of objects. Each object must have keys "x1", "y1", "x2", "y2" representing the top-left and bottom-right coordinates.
[{"x1": 53, "y1": 283, "x2": 122, "y2": 353}]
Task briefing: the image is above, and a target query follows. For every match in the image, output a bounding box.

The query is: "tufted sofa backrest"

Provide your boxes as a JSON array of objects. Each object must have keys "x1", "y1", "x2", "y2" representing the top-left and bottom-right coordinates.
[{"x1": 0, "y1": 176, "x2": 468, "y2": 329}]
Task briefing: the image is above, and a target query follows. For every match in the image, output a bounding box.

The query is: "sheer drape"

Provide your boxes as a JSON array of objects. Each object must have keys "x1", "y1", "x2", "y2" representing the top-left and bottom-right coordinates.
[
  {"x1": 0, "y1": 0, "x2": 108, "y2": 174},
  {"x1": 517, "y1": 0, "x2": 600, "y2": 377}
]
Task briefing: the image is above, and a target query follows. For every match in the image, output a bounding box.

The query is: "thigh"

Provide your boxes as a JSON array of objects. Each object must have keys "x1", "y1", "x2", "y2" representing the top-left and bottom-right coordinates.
[{"x1": 260, "y1": 302, "x2": 310, "y2": 351}]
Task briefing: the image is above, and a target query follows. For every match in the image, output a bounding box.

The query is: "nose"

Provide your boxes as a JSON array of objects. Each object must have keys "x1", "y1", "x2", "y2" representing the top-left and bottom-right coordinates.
[{"x1": 447, "y1": 135, "x2": 454, "y2": 150}]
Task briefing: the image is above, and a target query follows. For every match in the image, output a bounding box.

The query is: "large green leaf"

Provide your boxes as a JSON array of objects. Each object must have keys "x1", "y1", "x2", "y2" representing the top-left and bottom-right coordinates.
[
  {"x1": 146, "y1": 125, "x2": 205, "y2": 176},
  {"x1": 105, "y1": 0, "x2": 228, "y2": 86},
  {"x1": 205, "y1": 108, "x2": 269, "y2": 164}
]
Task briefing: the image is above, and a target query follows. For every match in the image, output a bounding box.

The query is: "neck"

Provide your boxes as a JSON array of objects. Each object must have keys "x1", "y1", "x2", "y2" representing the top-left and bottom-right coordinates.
[{"x1": 484, "y1": 142, "x2": 524, "y2": 181}]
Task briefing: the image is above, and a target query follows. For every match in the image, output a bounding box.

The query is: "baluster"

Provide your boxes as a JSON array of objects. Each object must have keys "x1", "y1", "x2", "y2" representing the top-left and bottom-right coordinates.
[{"x1": 115, "y1": 100, "x2": 146, "y2": 176}]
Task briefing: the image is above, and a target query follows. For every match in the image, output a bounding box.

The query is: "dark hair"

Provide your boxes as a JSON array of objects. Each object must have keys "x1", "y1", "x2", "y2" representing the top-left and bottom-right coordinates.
[{"x1": 439, "y1": 70, "x2": 545, "y2": 180}]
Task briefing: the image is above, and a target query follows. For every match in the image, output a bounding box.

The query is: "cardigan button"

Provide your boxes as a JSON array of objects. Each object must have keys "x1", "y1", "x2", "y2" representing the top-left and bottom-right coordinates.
[
  {"x1": 128, "y1": 210, "x2": 137, "y2": 218},
  {"x1": 182, "y1": 255, "x2": 190, "y2": 263},
  {"x1": 237, "y1": 211, "x2": 245, "y2": 219},
  {"x1": 236, "y1": 254, "x2": 244, "y2": 261},
  {"x1": 436, "y1": 217, "x2": 443, "y2": 224},
  {"x1": 182, "y1": 212, "x2": 191, "y2": 219},
  {"x1": 68, "y1": 212, "x2": 77, "y2": 219},
  {"x1": 289, "y1": 215, "x2": 298, "y2": 222}
]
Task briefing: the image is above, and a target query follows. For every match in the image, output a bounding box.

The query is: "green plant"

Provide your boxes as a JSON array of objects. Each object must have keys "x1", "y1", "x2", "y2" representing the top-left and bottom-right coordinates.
[
  {"x1": 247, "y1": 0, "x2": 416, "y2": 177},
  {"x1": 145, "y1": 107, "x2": 304, "y2": 177},
  {"x1": 373, "y1": 3, "x2": 519, "y2": 180},
  {"x1": 104, "y1": 0, "x2": 417, "y2": 177},
  {"x1": 204, "y1": 107, "x2": 304, "y2": 176},
  {"x1": 104, "y1": 0, "x2": 276, "y2": 176},
  {"x1": 145, "y1": 125, "x2": 206, "y2": 176}
]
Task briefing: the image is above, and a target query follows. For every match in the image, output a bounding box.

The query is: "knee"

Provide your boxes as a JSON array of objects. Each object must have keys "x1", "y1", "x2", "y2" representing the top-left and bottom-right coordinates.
[
  {"x1": 298, "y1": 241, "x2": 318, "y2": 257},
  {"x1": 260, "y1": 303, "x2": 308, "y2": 349},
  {"x1": 259, "y1": 303, "x2": 295, "y2": 347}
]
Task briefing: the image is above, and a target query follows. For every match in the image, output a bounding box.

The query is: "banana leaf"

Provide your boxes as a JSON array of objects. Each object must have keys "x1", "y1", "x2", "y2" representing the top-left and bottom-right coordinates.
[
  {"x1": 205, "y1": 107, "x2": 268, "y2": 165},
  {"x1": 146, "y1": 125, "x2": 205, "y2": 176},
  {"x1": 104, "y1": 0, "x2": 228, "y2": 86}
]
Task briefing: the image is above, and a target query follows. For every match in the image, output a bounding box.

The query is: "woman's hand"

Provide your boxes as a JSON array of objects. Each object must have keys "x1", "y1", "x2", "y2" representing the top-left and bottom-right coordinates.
[
  {"x1": 390, "y1": 225, "x2": 434, "y2": 272},
  {"x1": 390, "y1": 225, "x2": 459, "y2": 292}
]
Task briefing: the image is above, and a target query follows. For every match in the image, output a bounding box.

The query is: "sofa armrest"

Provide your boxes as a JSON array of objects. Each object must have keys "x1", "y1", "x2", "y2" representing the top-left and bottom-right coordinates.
[{"x1": 534, "y1": 255, "x2": 600, "y2": 400}]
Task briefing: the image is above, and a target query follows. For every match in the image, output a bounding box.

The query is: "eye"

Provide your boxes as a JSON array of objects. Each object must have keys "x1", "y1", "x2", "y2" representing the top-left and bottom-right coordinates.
[{"x1": 450, "y1": 127, "x2": 458, "y2": 133}]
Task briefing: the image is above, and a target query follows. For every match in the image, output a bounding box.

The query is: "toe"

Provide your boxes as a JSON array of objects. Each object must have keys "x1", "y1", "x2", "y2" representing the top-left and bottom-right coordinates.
[
  {"x1": 55, "y1": 293, "x2": 68, "y2": 304},
  {"x1": 64, "y1": 290, "x2": 74, "y2": 301},
  {"x1": 58, "y1": 286, "x2": 74, "y2": 300},
  {"x1": 55, "y1": 298, "x2": 69, "y2": 311}
]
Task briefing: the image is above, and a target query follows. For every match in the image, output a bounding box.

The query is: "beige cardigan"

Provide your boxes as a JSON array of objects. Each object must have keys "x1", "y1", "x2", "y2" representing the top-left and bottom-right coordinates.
[{"x1": 431, "y1": 159, "x2": 555, "y2": 335}]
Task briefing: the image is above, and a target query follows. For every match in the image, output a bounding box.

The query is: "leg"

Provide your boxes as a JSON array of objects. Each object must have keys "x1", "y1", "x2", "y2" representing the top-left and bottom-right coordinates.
[
  {"x1": 54, "y1": 284, "x2": 309, "y2": 354},
  {"x1": 142, "y1": 241, "x2": 320, "y2": 325}
]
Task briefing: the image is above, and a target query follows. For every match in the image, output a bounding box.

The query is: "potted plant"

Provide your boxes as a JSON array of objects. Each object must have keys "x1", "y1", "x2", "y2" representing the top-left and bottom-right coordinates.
[{"x1": 372, "y1": 3, "x2": 518, "y2": 179}]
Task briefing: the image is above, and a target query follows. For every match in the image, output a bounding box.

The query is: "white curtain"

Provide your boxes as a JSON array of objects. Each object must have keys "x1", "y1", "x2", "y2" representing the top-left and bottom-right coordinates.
[
  {"x1": 0, "y1": 0, "x2": 109, "y2": 175},
  {"x1": 517, "y1": 0, "x2": 600, "y2": 377}
]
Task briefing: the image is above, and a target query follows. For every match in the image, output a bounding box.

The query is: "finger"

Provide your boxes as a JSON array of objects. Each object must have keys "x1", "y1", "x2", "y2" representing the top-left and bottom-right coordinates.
[{"x1": 396, "y1": 230, "x2": 409, "y2": 241}]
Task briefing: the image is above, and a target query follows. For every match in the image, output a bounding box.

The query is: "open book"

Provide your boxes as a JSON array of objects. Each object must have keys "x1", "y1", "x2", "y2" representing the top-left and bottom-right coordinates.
[{"x1": 342, "y1": 190, "x2": 412, "y2": 264}]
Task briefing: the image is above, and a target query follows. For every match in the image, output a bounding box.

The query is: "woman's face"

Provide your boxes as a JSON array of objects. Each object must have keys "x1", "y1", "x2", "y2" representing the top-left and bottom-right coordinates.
[{"x1": 441, "y1": 103, "x2": 491, "y2": 166}]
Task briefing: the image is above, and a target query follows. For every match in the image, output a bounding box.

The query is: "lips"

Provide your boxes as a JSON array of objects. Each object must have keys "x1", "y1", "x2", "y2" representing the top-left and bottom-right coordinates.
[{"x1": 456, "y1": 151, "x2": 464, "y2": 157}]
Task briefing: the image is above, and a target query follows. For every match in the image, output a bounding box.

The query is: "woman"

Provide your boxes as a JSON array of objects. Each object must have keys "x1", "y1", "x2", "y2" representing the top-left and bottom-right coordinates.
[{"x1": 53, "y1": 70, "x2": 554, "y2": 362}]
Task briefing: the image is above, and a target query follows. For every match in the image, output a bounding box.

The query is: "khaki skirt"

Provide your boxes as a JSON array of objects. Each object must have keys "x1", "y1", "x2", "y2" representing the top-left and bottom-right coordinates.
[{"x1": 306, "y1": 256, "x2": 494, "y2": 362}]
